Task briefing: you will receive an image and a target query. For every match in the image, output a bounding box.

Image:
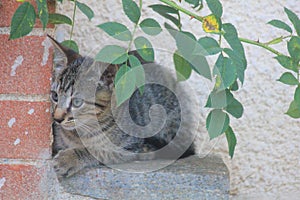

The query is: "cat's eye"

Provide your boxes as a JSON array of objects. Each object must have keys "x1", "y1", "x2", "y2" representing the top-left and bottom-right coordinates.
[
  {"x1": 51, "y1": 91, "x2": 58, "y2": 102},
  {"x1": 72, "y1": 98, "x2": 84, "y2": 108}
]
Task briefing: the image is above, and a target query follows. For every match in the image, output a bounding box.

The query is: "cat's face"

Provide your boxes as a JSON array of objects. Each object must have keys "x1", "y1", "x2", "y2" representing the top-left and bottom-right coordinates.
[{"x1": 49, "y1": 36, "x2": 117, "y2": 131}]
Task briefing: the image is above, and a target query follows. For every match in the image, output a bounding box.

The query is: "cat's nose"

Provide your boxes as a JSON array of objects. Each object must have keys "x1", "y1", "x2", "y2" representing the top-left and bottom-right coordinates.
[{"x1": 53, "y1": 108, "x2": 67, "y2": 123}]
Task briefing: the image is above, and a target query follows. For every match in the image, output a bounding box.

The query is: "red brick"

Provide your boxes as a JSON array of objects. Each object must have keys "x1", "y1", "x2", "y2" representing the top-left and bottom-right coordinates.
[
  {"x1": 0, "y1": 101, "x2": 52, "y2": 159},
  {"x1": 0, "y1": 35, "x2": 53, "y2": 95},
  {"x1": 0, "y1": 164, "x2": 48, "y2": 200},
  {"x1": 0, "y1": 0, "x2": 55, "y2": 28}
]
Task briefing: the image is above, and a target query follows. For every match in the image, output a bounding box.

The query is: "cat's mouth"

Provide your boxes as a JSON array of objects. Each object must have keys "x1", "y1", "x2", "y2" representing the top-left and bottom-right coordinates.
[{"x1": 60, "y1": 119, "x2": 76, "y2": 130}]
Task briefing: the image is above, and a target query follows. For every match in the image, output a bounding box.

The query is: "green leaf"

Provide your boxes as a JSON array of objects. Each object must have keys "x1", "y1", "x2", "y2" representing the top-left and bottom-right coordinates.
[
  {"x1": 206, "y1": 109, "x2": 230, "y2": 139},
  {"x1": 267, "y1": 19, "x2": 292, "y2": 34},
  {"x1": 225, "y1": 98, "x2": 243, "y2": 119},
  {"x1": 294, "y1": 85, "x2": 300, "y2": 107},
  {"x1": 189, "y1": 55, "x2": 211, "y2": 80},
  {"x1": 129, "y1": 55, "x2": 145, "y2": 93},
  {"x1": 195, "y1": 36, "x2": 222, "y2": 56},
  {"x1": 214, "y1": 55, "x2": 237, "y2": 90},
  {"x1": 173, "y1": 51, "x2": 192, "y2": 81},
  {"x1": 286, "y1": 100, "x2": 300, "y2": 118},
  {"x1": 205, "y1": 0, "x2": 223, "y2": 18},
  {"x1": 274, "y1": 55, "x2": 298, "y2": 72},
  {"x1": 223, "y1": 48, "x2": 247, "y2": 84},
  {"x1": 225, "y1": 126, "x2": 237, "y2": 158},
  {"x1": 230, "y1": 81, "x2": 239, "y2": 91},
  {"x1": 10, "y1": 2, "x2": 36, "y2": 40},
  {"x1": 284, "y1": 7, "x2": 300, "y2": 36},
  {"x1": 97, "y1": 22, "x2": 132, "y2": 41},
  {"x1": 185, "y1": 0, "x2": 203, "y2": 8},
  {"x1": 134, "y1": 36, "x2": 154, "y2": 62},
  {"x1": 115, "y1": 65, "x2": 136, "y2": 106},
  {"x1": 205, "y1": 89, "x2": 234, "y2": 109},
  {"x1": 48, "y1": 13, "x2": 72, "y2": 25},
  {"x1": 149, "y1": 4, "x2": 178, "y2": 14},
  {"x1": 223, "y1": 23, "x2": 245, "y2": 60},
  {"x1": 139, "y1": 18, "x2": 162, "y2": 36},
  {"x1": 175, "y1": 31, "x2": 197, "y2": 59},
  {"x1": 76, "y1": 1, "x2": 94, "y2": 21},
  {"x1": 36, "y1": 0, "x2": 48, "y2": 30},
  {"x1": 149, "y1": 4, "x2": 180, "y2": 28},
  {"x1": 95, "y1": 45, "x2": 127, "y2": 64},
  {"x1": 277, "y1": 72, "x2": 299, "y2": 85},
  {"x1": 122, "y1": 0, "x2": 141, "y2": 24},
  {"x1": 288, "y1": 36, "x2": 300, "y2": 62},
  {"x1": 61, "y1": 40, "x2": 79, "y2": 53}
]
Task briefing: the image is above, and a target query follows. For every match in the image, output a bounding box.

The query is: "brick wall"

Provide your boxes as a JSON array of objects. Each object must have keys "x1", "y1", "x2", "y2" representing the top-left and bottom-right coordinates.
[{"x1": 0, "y1": 1, "x2": 55, "y2": 199}]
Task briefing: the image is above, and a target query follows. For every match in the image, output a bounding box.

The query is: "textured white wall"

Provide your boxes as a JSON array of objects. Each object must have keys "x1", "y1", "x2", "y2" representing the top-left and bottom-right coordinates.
[{"x1": 56, "y1": 0, "x2": 300, "y2": 199}]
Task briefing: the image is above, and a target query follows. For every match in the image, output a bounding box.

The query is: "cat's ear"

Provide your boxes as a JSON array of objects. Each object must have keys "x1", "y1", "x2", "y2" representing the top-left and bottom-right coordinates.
[
  {"x1": 47, "y1": 34, "x2": 81, "y2": 70},
  {"x1": 100, "y1": 64, "x2": 119, "y2": 89}
]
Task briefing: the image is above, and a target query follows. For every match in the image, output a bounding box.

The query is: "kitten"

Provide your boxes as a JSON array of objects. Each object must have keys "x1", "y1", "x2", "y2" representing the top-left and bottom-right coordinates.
[{"x1": 49, "y1": 35, "x2": 197, "y2": 178}]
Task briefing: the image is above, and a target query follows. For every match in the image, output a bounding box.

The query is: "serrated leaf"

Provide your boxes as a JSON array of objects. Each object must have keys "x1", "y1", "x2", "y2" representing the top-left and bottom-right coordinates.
[
  {"x1": 129, "y1": 55, "x2": 145, "y2": 93},
  {"x1": 97, "y1": 22, "x2": 132, "y2": 41},
  {"x1": 36, "y1": 0, "x2": 48, "y2": 30},
  {"x1": 205, "y1": 89, "x2": 234, "y2": 109},
  {"x1": 61, "y1": 40, "x2": 79, "y2": 53},
  {"x1": 274, "y1": 55, "x2": 298, "y2": 72},
  {"x1": 277, "y1": 72, "x2": 299, "y2": 85},
  {"x1": 286, "y1": 100, "x2": 300, "y2": 118},
  {"x1": 214, "y1": 54, "x2": 237, "y2": 90},
  {"x1": 225, "y1": 126, "x2": 236, "y2": 158},
  {"x1": 10, "y1": 2, "x2": 36, "y2": 39},
  {"x1": 202, "y1": 14, "x2": 221, "y2": 33},
  {"x1": 267, "y1": 19, "x2": 292, "y2": 34},
  {"x1": 48, "y1": 13, "x2": 72, "y2": 25},
  {"x1": 95, "y1": 45, "x2": 127, "y2": 64},
  {"x1": 139, "y1": 18, "x2": 162, "y2": 36},
  {"x1": 288, "y1": 36, "x2": 300, "y2": 62},
  {"x1": 173, "y1": 51, "x2": 192, "y2": 81},
  {"x1": 206, "y1": 109, "x2": 230, "y2": 139},
  {"x1": 205, "y1": 0, "x2": 223, "y2": 18},
  {"x1": 284, "y1": 7, "x2": 300, "y2": 36},
  {"x1": 115, "y1": 65, "x2": 131, "y2": 85},
  {"x1": 76, "y1": 1, "x2": 94, "y2": 21},
  {"x1": 225, "y1": 98, "x2": 243, "y2": 119},
  {"x1": 122, "y1": 0, "x2": 140, "y2": 24},
  {"x1": 195, "y1": 36, "x2": 222, "y2": 56},
  {"x1": 115, "y1": 66, "x2": 136, "y2": 106},
  {"x1": 134, "y1": 36, "x2": 154, "y2": 62}
]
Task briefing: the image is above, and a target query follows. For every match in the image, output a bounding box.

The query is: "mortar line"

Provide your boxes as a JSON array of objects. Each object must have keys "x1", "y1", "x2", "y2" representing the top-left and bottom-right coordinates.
[
  {"x1": 0, "y1": 158, "x2": 52, "y2": 166},
  {"x1": 0, "y1": 94, "x2": 50, "y2": 102},
  {"x1": 0, "y1": 27, "x2": 55, "y2": 36}
]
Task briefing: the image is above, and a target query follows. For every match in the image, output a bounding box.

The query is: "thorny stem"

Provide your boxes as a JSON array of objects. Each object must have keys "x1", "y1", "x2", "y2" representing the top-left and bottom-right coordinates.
[{"x1": 159, "y1": 0, "x2": 285, "y2": 57}]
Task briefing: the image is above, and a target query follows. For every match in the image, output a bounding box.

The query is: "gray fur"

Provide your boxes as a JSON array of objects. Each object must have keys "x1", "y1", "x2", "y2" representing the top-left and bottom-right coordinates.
[{"x1": 49, "y1": 36, "x2": 196, "y2": 178}]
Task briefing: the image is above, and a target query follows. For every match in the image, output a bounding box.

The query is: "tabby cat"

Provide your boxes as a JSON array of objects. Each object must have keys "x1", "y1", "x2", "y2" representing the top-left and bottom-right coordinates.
[{"x1": 49, "y1": 35, "x2": 197, "y2": 178}]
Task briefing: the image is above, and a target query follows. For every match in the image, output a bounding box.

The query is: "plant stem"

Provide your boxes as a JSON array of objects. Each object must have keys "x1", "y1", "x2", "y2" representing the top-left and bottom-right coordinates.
[
  {"x1": 70, "y1": 0, "x2": 77, "y2": 40},
  {"x1": 239, "y1": 37, "x2": 283, "y2": 56},
  {"x1": 159, "y1": 0, "x2": 203, "y2": 22},
  {"x1": 159, "y1": 0, "x2": 284, "y2": 56}
]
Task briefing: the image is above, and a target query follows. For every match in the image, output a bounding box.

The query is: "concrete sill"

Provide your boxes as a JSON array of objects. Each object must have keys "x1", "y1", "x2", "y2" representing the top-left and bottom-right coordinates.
[{"x1": 59, "y1": 155, "x2": 229, "y2": 200}]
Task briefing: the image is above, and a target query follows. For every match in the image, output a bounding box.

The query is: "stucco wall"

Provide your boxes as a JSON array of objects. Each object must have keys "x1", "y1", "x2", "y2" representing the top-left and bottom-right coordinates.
[{"x1": 56, "y1": 0, "x2": 300, "y2": 199}]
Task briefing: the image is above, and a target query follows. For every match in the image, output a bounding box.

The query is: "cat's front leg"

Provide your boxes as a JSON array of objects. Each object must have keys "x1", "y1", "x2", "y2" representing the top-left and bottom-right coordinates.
[{"x1": 53, "y1": 148, "x2": 100, "y2": 178}]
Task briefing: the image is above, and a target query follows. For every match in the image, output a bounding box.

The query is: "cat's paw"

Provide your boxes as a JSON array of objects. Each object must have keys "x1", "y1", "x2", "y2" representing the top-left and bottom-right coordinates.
[{"x1": 53, "y1": 150, "x2": 82, "y2": 178}]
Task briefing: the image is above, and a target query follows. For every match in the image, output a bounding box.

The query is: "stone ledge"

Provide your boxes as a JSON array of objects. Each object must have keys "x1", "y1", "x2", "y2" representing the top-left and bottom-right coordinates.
[{"x1": 58, "y1": 155, "x2": 229, "y2": 200}]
